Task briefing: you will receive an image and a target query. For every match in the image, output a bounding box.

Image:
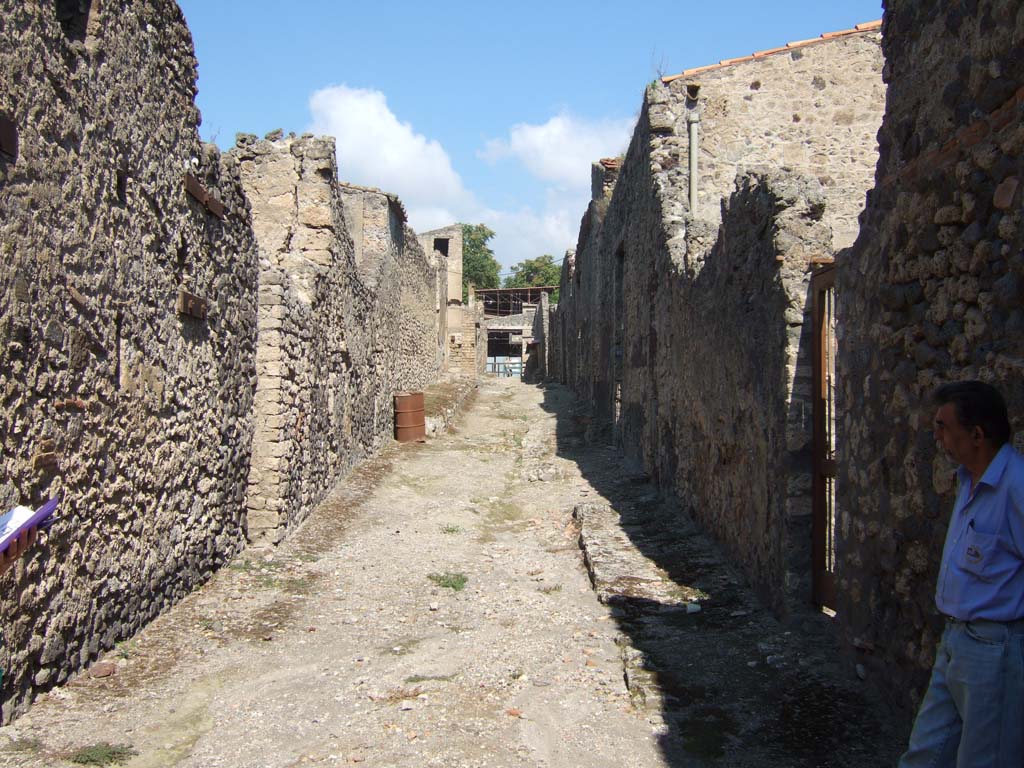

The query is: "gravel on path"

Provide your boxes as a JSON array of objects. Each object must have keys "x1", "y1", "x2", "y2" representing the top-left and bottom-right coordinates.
[{"x1": 0, "y1": 379, "x2": 667, "y2": 768}]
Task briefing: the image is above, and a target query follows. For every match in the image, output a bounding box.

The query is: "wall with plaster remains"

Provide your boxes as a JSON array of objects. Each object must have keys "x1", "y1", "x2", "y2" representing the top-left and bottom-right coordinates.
[
  {"x1": 656, "y1": 27, "x2": 883, "y2": 249},
  {"x1": 836, "y1": 0, "x2": 1024, "y2": 710},
  {"x1": 554, "y1": 28, "x2": 885, "y2": 613},
  {"x1": 419, "y1": 226, "x2": 476, "y2": 375},
  {"x1": 233, "y1": 134, "x2": 445, "y2": 545},
  {"x1": 0, "y1": 0, "x2": 258, "y2": 720}
]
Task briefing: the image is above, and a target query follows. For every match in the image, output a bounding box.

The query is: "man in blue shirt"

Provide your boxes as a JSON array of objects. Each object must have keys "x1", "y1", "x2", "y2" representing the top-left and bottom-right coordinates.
[{"x1": 900, "y1": 380, "x2": 1024, "y2": 767}]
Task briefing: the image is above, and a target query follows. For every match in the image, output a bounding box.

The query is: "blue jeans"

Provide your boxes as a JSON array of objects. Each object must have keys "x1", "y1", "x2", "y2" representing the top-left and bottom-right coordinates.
[{"x1": 899, "y1": 619, "x2": 1024, "y2": 767}]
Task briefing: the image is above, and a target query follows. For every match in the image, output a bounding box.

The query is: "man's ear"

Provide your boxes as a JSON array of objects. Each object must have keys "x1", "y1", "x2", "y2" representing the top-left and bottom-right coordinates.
[{"x1": 972, "y1": 426, "x2": 986, "y2": 444}]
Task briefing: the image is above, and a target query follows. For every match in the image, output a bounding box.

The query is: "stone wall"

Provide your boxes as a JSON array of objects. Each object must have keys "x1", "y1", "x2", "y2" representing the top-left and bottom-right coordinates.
[
  {"x1": 233, "y1": 134, "x2": 444, "y2": 545},
  {"x1": 836, "y1": 0, "x2": 1024, "y2": 710},
  {"x1": 554, "y1": 25, "x2": 886, "y2": 613},
  {"x1": 448, "y1": 306, "x2": 484, "y2": 377},
  {"x1": 419, "y1": 225, "x2": 466, "y2": 373},
  {"x1": 0, "y1": 0, "x2": 258, "y2": 720},
  {"x1": 657, "y1": 25, "x2": 884, "y2": 248}
]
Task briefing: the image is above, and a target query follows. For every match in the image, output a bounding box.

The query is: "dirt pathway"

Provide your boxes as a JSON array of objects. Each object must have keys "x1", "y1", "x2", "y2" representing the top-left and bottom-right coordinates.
[
  {"x1": 0, "y1": 379, "x2": 667, "y2": 767},
  {"x1": 0, "y1": 378, "x2": 907, "y2": 767}
]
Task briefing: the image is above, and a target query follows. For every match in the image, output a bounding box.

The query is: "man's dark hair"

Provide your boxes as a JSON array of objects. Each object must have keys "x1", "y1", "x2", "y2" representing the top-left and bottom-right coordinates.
[{"x1": 933, "y1": 380, "x2": 1012, "y2": 447}]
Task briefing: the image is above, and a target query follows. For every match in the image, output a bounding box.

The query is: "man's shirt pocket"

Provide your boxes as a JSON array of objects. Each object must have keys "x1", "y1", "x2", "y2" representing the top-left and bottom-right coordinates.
[{"x1": 961, "y1": 525, "x2": 998, "y2": 581}]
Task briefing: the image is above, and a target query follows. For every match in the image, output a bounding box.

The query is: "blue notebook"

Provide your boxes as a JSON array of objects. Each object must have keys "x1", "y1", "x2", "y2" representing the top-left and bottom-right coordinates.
[{"x1": 0, "y1": 497, "x2": 59, "y2": 555}]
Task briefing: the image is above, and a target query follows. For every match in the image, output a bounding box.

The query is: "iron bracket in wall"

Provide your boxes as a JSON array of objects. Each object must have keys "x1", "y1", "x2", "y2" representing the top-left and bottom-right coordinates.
[
  {"x1": 183, "y1": 173, "x2": 226, "y2": 220},
  {"x1": 32, "y1": 452, "x2": 59, "y2": 472},
  {"x1": 176, "y1": 288, "x2": 209, "y2": 320}
]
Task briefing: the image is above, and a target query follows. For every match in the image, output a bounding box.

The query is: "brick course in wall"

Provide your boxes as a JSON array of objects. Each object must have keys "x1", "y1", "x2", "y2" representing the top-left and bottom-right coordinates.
[{"x1": 233, "y1": 134, "x2": 445, "y2": 545}]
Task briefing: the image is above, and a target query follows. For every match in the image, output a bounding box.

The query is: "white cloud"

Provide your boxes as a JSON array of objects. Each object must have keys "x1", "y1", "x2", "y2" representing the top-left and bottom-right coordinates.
[
  {"x1": 308, "y1": 84, "x2": 475, "y2": 230},
  {"x1": 485, "y1": 206, "x2": 579, "y2": 271},
  {"x1": 306, "y1": 86, "x2": 632, "y2": 271},
  {"x1": 480, "y1": 112, "x2": 634, "y2": 190}
]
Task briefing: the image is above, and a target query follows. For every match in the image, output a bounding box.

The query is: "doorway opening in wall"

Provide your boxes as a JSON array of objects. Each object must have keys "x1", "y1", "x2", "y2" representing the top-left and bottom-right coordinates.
[
  {"x1": 433, "y1": 238, "x2": 450, "y2": 257},
  {"x1": 486, "y1": 330, "x2": 523, "y2": 379},
  {"x1": 811, "y1": 263, "x2": 838, "y2": 611}
]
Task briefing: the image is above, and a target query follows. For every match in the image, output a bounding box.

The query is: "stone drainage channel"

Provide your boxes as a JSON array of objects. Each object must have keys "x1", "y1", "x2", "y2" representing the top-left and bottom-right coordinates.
[{"x1": 0, "y1": 378, "x2": 907, "y2": 767}]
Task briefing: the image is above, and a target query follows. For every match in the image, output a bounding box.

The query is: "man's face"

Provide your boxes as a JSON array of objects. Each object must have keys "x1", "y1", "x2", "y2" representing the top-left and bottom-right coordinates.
[{"x1": 933, "y1": 402, "x2": 982, "y2": 465}]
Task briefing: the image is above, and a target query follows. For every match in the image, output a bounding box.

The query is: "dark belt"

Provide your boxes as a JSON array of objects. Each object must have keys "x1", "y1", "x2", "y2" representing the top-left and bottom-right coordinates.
[{"x1": 944, "y1": 615, "x2": 1024, "y2": 629}]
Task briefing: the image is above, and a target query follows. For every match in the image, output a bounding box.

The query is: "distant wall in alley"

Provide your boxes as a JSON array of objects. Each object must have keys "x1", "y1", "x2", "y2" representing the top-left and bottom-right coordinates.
[
  {"x1": 836, "y1": 0, "x2": 1024, "y2": 710},
  {"x1": 234, "y1": 134, "x2": 444, "y2": 545}
]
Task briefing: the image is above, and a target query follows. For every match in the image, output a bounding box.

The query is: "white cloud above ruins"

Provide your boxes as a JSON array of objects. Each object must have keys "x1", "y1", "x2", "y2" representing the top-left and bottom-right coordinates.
[{"x1": 308, "y1": 85, "x2": 633, "y2": 268}]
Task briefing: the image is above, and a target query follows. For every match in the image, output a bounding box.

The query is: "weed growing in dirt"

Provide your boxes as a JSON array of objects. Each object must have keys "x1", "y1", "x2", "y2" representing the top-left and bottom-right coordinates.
[
  {"x1": 428, "y1": 572, "x2": 468, "y2": 591},
  {"x1": 538, "y1": 584, "x2": 562, "y2": 594},
  {"x1": 228, "y1": 558, "x2": 283, "y2": 574},
  {"x1": 69, "y1": 742, "x2": 137, "y2": 765},
  {"x1": 440, "y1": 524, "x2": 463, "y2": 534},
  {"x1": 405, "y1": 673, "x2": 457, "y2": 684},
  {"x1": 114, "y1": 640, "x2": 136, "y2": 660}
]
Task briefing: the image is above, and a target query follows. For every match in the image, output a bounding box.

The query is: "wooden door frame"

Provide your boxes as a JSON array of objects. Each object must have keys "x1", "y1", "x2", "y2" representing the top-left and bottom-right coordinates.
[{"x1": 811, "y1": 263, "x2": 837, "y2": 609}]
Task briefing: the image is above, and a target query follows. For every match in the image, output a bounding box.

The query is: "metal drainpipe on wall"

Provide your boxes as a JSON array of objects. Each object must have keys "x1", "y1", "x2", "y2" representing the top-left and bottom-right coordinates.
[{"x1": 687, "y1": 111, "x2": 700, "y2": 215}]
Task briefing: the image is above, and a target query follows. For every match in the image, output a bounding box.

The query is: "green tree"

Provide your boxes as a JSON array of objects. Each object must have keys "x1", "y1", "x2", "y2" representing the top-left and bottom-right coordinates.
[
  {"x1": 461, "y1": 223, "x2": 500, "y2": 301},
  {"x1": 503, "y1": 254, "x2": 561, "y2": 302}
]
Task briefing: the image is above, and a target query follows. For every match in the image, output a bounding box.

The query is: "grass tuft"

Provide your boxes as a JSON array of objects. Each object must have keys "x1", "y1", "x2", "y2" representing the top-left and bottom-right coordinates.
[
  {"x1": 404, "y1": 673, "x2": 457, "y2": 684},
  {"x1": 69, "y1": 742, "x2": 138, "y2": 766},
  {"x1": 440, "y1": 524, "x2": 463, "y2": 534},
  {"x1": 428, "y1": 572, "x2": 468, "y2": 591}
]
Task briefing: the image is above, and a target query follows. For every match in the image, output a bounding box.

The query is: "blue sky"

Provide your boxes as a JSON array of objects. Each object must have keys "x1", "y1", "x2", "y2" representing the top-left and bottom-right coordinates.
[{"x1": 178, "y1": 1, "x2": 883, "y2": 270}]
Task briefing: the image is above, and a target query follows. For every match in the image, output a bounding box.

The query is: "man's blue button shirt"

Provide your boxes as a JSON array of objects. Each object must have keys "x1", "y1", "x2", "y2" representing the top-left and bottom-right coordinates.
[{"x1": 936, "y1": 443, "x2": 1024, "y2": 621}]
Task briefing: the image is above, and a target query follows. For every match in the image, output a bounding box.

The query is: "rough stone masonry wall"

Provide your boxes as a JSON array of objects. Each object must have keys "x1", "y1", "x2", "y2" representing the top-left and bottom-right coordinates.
[
  {"x1": 654, "y1": 29, "x2": 884, "y2": 249},
  {"x1": 555, "y1": 26, "x2": 885, "y2": 612},
  {"x1": 233, "y1": 134, "x2": 443, "y2": 545},
  {"x1": 836, "y1": 0, "x2": 1024, "y2": 711},
  {"x1": 0, "y1": 0, "x2": 258, "y2": 720}
]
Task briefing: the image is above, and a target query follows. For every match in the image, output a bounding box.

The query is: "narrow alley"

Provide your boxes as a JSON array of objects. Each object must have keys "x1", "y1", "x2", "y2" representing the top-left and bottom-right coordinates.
[{"x1": 1, "y1": 379, "x2": 906, "y2": 767}]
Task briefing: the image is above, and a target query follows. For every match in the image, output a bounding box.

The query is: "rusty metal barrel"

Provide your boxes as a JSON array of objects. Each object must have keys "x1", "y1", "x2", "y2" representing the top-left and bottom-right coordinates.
[{"x1": 394, "y1": 391, "x2": 426, "y2": 442}]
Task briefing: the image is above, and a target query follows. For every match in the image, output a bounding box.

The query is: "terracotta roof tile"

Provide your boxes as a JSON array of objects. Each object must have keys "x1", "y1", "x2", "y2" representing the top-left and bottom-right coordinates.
[
  {"x1": 661, "y1": 19, "x2": 882, "y2": 84},
  {"x1": 752, "y1": 46, "x2": 787, "y2": 58}
]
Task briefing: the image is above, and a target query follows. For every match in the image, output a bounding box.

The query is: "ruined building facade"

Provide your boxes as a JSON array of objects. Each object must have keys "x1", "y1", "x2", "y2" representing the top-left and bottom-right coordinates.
[
  {"x1": 419, "y1": 225, "x2": 486, "y2": 378},
  {"x1": 0, "y1": 0, "x2": 460, "y2": 720},
  {"x1": 553, "y1": 0, "x2": 1024, "y2": 714},
  {"x1": 552, "y1": 25, "x2": 886, "y2": 617},
  {"x1": 0, "y1": 0, "x2": 258, "y2": 718}
]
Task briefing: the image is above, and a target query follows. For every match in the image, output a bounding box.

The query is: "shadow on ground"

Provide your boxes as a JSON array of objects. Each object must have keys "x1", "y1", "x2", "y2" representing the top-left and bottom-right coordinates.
[{"x1": 535, "y1": 381, "x2": 909, "y2": 767}]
